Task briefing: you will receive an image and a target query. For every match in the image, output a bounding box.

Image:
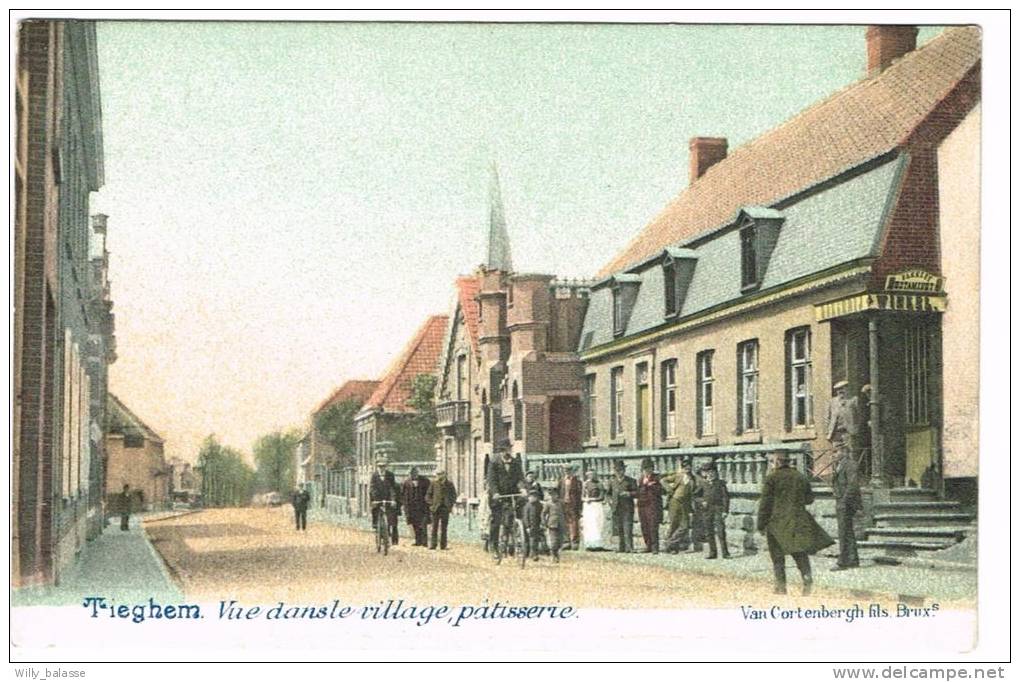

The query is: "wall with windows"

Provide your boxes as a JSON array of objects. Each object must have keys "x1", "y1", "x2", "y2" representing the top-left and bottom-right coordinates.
[{"x1": 581, "y1": 283, "x2": 861, "y2": 457}]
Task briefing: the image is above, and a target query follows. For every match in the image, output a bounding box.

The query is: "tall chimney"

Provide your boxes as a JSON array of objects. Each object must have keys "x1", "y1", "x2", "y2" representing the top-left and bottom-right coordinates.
[
  {"x1": 866, "y1": 25, "x2": 918, "y2": 77},
  {"x1": 689, "y1": 137, "x2": 727, "y2": 185}
]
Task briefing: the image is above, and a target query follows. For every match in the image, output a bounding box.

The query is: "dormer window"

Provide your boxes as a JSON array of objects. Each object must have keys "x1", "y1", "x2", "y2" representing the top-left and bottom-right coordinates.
[
  {"x1": 610, "y1": 274, "x2": 641, "y2": 336},
  {"x1": 661, "y1": 248, "x2": 698, "y2": 319},
  {"x1": 736, "y1": 207, "x2": 784, "y2": 293},
  {"x1": 612, "y1": 288, "x2": 624, "y2": 333}
]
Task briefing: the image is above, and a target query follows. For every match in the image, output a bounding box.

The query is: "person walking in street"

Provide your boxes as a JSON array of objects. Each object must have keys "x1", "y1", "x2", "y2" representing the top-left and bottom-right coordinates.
[
  {"x1": 757, "y1": 451, "x2": 834, "y2": 595},
  {"x1": 369, "y1": 454, "x2": 401, "y2": 546},
  {"x1": 543, "y1": 487, "x2": 567, "y2": 563},
  {"x1": 402, "y1": 466, "x2": 431, "y2": 547},
  {"x1": 607, "y1": 460, "x2": 637, "y2": 553},
  {"x1": 559, "y1": 465, "x2": 583, "y2": 551},
  {"x1": 662, "y1": 462, "x2": 697, "y2": 553},
  {"x1": 487, "y1": 440, "x2": 525, "y2": 561},
  {"x1": 581, "y1": 470, "x2": 608, "y2": 551},
  {"x1": 425, "y1": 469, "x2": 457, "y2": 550},
  {"x1": 636, "y1": 458, "x2": 664, "y2": 553},
  {"x1": 291, "y1": 482, "x2": 311, "y2": 531},
  {"x1": 831, "y1": 446, "x2": 863, "y2": 570},
  {"x1": 699, "y1": 462, "x2": 731, "y2": 559},
  {"x1": 119, "y1": 484, "x2": 132, "y2": 531}
]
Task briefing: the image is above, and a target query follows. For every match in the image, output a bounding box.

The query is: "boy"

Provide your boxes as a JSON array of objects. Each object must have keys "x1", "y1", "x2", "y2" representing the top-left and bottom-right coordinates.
[
  {"x1": 543, "y1": 487, "x2": 567, "y2": 563},
  {"x1": 522, "y1": 489, "x2": 544, "y2": 561},
  {"x1": 699, "y1": 462, "x2": 731, "y2": 559}
]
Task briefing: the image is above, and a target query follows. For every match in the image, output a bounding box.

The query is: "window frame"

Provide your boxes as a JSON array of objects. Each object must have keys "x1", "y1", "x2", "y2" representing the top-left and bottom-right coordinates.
[
  {"x1": 737, "y1": 339, "x2": 760, "y2": 433},
  {"x1": 696, "y1": 350, "x2": 715, "y2": 437},
  {"x1": 740, "y1": 222, "x2": 759, "y2": 290},
  {"x1": 610, "y1": 366, "x2": 625, "y2": 439},
  {"x1": 660, "y1": 359, "x2": 678, "y2": 439},
  {"x1": 785, "y1": 327, "x2": 814, "y2": 429},
  {"x1": 584, "y1": 373, "x2": 597, "y2": 441}
]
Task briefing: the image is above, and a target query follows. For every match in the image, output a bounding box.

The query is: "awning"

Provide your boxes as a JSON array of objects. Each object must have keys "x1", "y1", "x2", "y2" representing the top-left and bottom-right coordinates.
[{"x1": 815, "y1": 292, "x2": 947, "y2": 322}]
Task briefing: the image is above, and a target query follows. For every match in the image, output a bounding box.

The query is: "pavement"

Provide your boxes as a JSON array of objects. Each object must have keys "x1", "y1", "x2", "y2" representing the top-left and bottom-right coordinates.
[
  {"x1": 11, "y1": 513, "x2": 184, "y2": 607},
  {"x1": 310, "y1": 506, "x2": 977, "y2": 604}
]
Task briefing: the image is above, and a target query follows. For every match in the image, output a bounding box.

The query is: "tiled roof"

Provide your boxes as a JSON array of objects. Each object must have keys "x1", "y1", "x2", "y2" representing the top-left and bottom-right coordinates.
[
  {"x1": 312, "y1": 379, "x2": 380, "y2": 416},
  {"x1": 362, "y1": 315, "x2": 449, "y2": 414},
  {"x1": 598, "y1": 26, "x2": 981, "y2": 277},
  {"x1": 107, "y1": 393, "x2": 164, "y2": 444},
  {"x1": 455, "y1": 275, "x2": 481, "y2": 352}
]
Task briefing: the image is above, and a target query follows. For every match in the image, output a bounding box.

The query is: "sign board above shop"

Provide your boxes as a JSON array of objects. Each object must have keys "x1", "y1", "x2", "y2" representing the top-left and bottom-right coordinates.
[
  {"x1": 884, "y1": 269, "x2": 944, "y2": 293},
  {"x1": 815, "y1": 292, "x2": 947, "y2": 322}
]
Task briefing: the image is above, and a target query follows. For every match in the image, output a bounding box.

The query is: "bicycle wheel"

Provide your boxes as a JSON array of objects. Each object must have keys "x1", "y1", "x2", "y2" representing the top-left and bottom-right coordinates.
[
  {"x1": 381, "y1": 519, "x2": 390, "y2": 556},
  {"x1": 514, "y1": 520, "x2": 527, "y2": 569}
]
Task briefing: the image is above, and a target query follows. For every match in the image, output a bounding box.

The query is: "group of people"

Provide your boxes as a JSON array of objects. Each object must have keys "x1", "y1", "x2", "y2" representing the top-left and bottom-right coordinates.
[{"x1": 367, "y1": 455, "x2": 460, "y2": 551}]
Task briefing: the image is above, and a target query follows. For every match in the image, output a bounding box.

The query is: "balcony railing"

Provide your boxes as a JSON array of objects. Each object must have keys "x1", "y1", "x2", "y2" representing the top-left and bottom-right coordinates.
[{"x1": 436, "y1": 400, "x2": 470, "y2": 428}]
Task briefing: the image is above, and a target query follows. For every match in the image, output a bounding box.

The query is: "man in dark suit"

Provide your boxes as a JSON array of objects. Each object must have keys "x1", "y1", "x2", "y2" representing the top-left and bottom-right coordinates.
[
  {"x1": 486, "y1": 440, "x2": 525, "y2": 560},
  {"x1": 831, "y1": 447, "x2": 862, "y2": 570},
  {"x1": 401, "y1": 466, "x2": 431, "y2": 546},
  {"x1": 291, "y1": 483, "x2": 311, "y2": 531},
  {"x1": 425, "y1": 469, "x2": 457, "y2": 550},
  {"x1": 369, "y1": 455, "x2": 401, "y2": 545},
  {"x1": 699, "y1": 462, "x2": 731, "y2": 559},
  {"x1": 636, "y1": 457, "x2": 664, "y2": 553},
  {"x1": 757, "y1": 451, "x2": 834, "y2": 595},
  {"x1": 606, "y1": 460, "x2": 637, "y2": 553},
  {"x1": 118, "y1": 484, "x2": 132, "y2": 531},
  {"x1": 559, "y1": 465, "x2": 583, "y2": 551}
]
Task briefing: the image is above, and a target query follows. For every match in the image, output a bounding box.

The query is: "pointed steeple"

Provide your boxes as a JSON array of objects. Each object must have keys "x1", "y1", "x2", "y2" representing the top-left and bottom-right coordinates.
[{"x1": 486, "y1": 163, "x2": 513, "y2": 272}]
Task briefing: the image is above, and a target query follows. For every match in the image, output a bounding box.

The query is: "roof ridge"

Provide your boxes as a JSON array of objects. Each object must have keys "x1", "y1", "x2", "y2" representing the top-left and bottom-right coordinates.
[{"x1": 364, "y1": 314, "x2": 448, "y2": 412}]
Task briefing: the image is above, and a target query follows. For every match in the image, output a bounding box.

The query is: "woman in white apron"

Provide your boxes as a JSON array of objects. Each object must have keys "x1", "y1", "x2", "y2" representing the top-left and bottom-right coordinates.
[{"x1": 582, "y1": 471, "x2": 609, "y2": 551}]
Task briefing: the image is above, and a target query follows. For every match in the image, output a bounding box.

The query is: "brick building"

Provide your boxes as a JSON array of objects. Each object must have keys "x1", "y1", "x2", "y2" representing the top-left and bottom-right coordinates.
[
  {"x1": 353, "y1": 315, "x2": 448, "y2": 515},
  {"x1": 105, "y1": 394, "x2": 169, "y2": 512},
  {"x1": 13, "y1": 20, "x2": 115, "y2": 588},
  {"x1": 556, "y1": 27, "x2": 980, "y2": 549},
  {"x1": 433, "y1": 168, "x2": 591, "y2": 500}
]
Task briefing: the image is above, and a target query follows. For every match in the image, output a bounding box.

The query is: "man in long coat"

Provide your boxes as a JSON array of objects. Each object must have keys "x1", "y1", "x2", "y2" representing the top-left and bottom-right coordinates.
[
  {"x1": 757, "y1": 451, "x2": 834, "y2": 595},
  {"x1": 635, "y1": 458, "x2": 664, "y2": 553},
  {"x1": 291, "y1": 483, "x2": 311, "y2": 531},
  {"x1": 558, "y1": 466, "x2": 583, "y2": 551},
  {"x1": 401, "y1": 467, "x2": 431, "y2": 546},
  {"x1": 831, "y1": 448, "x2": 862, "y2": 570},
  {"x1": 661, "y1": 463, "x2": 697, "y2": 553},
  {"x1": 369, "y1": 456, "x2": 401, "y2": 545},
  {"x1": 606, "y1": 460, "x2": 637, "y2": 553},
  {"x1": 425, "y1": 469, "x2": 457, "y2": 550},
  {"x1": 487, "y1": 441, "x2": 525, "y2": 560}
]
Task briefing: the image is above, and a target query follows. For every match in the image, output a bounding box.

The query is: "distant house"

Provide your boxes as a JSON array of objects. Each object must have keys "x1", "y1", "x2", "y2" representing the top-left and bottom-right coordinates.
[
  {"x1": 105, "y1": 394, "x2": 169, "y2": 512},
  {"x1": 166, "y1": 455, "x2": 199, "y2": 502},
  {"x1": 354, "y1": 315, "x2": 448, "y2": 515}
]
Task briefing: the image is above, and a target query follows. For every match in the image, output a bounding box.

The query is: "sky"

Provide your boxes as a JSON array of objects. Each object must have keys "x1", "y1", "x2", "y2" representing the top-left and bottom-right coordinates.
[{"x1": 91, "y1": 22, "x2": 942, "y2": 463}]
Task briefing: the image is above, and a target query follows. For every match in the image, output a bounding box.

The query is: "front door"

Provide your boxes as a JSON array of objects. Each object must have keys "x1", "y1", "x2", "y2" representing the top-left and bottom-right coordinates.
[
  {"x1": 636, "y1": 362, "x2": 651, "y2": 449},
  {"x1": 903, "y1": 320, "x2": 938, "y2": 488}
]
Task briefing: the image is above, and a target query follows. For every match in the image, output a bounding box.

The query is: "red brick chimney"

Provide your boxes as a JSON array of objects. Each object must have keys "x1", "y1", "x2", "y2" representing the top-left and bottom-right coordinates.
[
  {"x1": 689, "y1": 137, "x2": 727, "y2": 185},
  {"x1": 866, "y1": 25, "x2": 918, "y2": 77}
]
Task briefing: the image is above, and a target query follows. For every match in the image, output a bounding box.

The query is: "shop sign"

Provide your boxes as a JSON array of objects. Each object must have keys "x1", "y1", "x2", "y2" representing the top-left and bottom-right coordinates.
[
  {"x1": 885, "y1": 269, "x2": 943, "y2": 293},
  {"x1": 815, "y1": 293, "x2": 947, "y2": 322}
]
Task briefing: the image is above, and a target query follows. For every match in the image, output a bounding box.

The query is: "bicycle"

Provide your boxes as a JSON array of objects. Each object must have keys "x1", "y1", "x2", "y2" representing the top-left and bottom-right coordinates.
[
  {"x1": 491, "y1": 492, "x2": 528, "y2": 569},
  {"x1": 371, "y1": 500, "x2": 398, "y2": 555}
]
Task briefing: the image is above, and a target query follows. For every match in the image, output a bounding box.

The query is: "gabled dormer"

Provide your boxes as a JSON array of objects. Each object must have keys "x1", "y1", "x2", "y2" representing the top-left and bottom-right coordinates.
[
  {"x1": 736, "y1": 206, "x2": 784, "y2": 292},
  {"x1": 661, "y1": 247, "x2": 698, "y2": 318},
  {"x1": 610, "y1": 274, "x2": 641, "y2": 337}
]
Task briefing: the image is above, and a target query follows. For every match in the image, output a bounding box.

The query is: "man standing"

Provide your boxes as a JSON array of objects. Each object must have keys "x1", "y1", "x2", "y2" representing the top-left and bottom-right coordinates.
[
  {"x1": 118, "y1": 484, "x2": 132, "y2": 531},
  {"x1": 558, "y1": 465, "x2": 583, "y2": 551},
  {"x1": 487, "y1": 439, "x2": 524, "y2": 560},
  {"x1": 826, "y1": 380, "x2": 860, "y2": 460},
  {"x1": 699, "y1": 462, "x2": 731, "y2": 559},
  {"x1": 661, "y1": 462, "x2": 697, "y2": 553},
  {"x1": 369, "y1": 454, "x2": 401, "y2": 546},
  {"x1": 291, "y1": 482, "x2": 311, "y2": 531},
  {"x1": 636, "y1": 458, "x2": 664, "y2": 554},
  {"x1": 425, "y1": 469, "x2": 457, "y2": 550},
  {"x1": 402, "y1": 466, "x2": 431, "y2": 547},
  {"x1": 831, "y1": 447, "x2": 863, "y2": 570},
  {"x1": 606, "y1": 460, "x2": 637, "y2": 553},
  {"x1": 757, "y1": 451, "x2": 834, "y2": 595}
]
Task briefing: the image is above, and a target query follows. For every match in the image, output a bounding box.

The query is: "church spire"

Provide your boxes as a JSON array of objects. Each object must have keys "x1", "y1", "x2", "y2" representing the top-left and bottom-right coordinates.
[{"x1": 486, "y1": 163, "x2": 513, "y2": 272}]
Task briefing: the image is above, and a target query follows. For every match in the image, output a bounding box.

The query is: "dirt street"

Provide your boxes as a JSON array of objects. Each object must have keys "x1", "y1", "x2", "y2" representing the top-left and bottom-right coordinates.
[{"x1": 143, "y1": 507, "x2": 908, "y2": 610}]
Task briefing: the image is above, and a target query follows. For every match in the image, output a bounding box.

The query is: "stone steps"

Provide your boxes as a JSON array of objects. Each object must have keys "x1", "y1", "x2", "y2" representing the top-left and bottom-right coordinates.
[
  {"x1": 873, "y1": 512, "x2": 974, "y2": 527},
  {"x1": 875, "y1": 500, "x2": 961, "y2": 514}
]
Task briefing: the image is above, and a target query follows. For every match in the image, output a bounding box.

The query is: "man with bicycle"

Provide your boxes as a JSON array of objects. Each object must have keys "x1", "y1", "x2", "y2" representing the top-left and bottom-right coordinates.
[
  {"x1": 369, "y1": 453, "x2": 401, "y2": 546},
  {"x1": 487, "y1": 439, "x2": 525, "y2": 561}
]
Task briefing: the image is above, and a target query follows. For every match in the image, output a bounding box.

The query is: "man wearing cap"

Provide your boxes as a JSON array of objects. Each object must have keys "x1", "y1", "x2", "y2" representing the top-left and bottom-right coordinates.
[
  {"x1": 757, "y1": 451, "x2": 834, "y2": 595},
  {"x1": 369, "y1": 455, "x2": 401, "y2": 546},
  {"x1": 401, "y1": 466, "x2": 431, "y2": 546},
  {"x1": 486, "y1": 439, "x2": 525, "y2": 560},
  {"x1": 699, "y1": 462, "x2": 731, "y2": 559},
  {"x1": 606, "y1": 460, "x2": 638, "y2": 553},
  {"x1": 425, "y1": 469, "x2": 457, "y2": 550},
  {"x1": 558, "y1": 465, "x2": 583, "y2": 551},
  {"x1": 636, "y1": 458, "x2": 664, "y2": 553},
  {"x1": 826, "y1": 380, "x2": 860, "y2": 460},
  {"x1": 831, "y1": 446, "x2": 863, "y2": 571}
]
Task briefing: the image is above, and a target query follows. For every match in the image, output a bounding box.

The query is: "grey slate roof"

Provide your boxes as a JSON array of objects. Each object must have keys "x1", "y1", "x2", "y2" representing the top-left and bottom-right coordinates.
[{"x1": 579, "y1": 153, "x2": 904, "y2": 351}]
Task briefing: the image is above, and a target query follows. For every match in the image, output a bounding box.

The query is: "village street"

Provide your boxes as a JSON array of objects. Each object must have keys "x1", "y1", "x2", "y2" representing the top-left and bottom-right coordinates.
[{"x1": 141, "y1": 507, "x2": 975, "y2": 610}]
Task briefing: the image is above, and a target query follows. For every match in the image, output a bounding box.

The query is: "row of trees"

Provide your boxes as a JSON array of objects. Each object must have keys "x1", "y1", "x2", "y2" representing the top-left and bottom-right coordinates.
[{"x1": 197, "y1": 436, "x2": 256, "y2": 507}]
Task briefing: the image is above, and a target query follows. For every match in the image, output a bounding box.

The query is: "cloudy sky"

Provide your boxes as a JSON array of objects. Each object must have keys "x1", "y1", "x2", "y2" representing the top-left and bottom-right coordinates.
[{"x1": 91, "y1": 22, "x2": 942, "y2": 461}]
